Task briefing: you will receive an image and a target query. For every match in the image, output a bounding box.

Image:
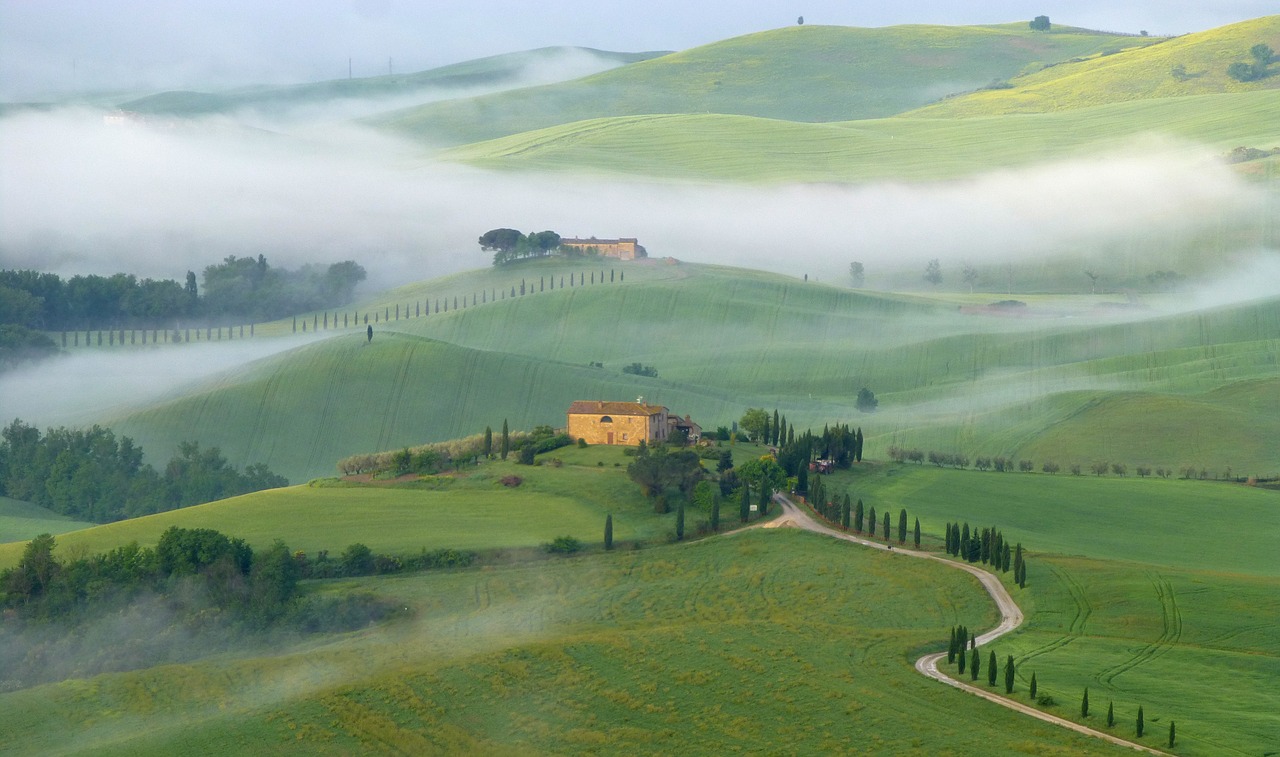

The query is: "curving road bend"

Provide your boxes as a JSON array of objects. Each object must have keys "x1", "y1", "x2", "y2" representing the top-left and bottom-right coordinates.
[{"x1": 769, "y1": 494, "x2": 1169, "y2": 756}]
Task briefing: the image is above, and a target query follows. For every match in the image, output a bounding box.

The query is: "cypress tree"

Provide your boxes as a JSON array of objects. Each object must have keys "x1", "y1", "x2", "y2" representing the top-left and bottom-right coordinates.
[
  {"x1": 1004, "y1": 655, "x2": 1014, "y2": 693},
  {"x1": 958, "y1": 643, "x2": 967, "y2": 673},
  {"x1": 1107, "y1": 701, "x2": 1114, "y2": 728},
  {"x1": 1081, "y1": 687, "x2": 1089, "y2": 718},
  {"x1": 945, "y1": 522, "x2": 953, "y2": 553},
  {"x1": 1002, "y1": 543, "x2": 1011, "y2": 572},
  {"x1": 971, "y1": 643, "x2": 981, "y2": 681},
  {"x1": 914, "y1": 517, "x2": 921, "y2": 548},
  {"x1": 1018, "y1": 559, "x2": 1028, "y2": 589},
  {"x1": 841, "y1": 496, "x2": 851, "y2": 529},
  {"x1": 483, "y1": 426, "x2": 493, "y2": 458},
  {"x1": 676, "y1": 500, "x2": 685, "y2": 541},
  {"x1": 981, "y1": 527, "x2": 991, "y2": 563},
  {"x1": 1136, "y1": 705, "x2": 1144, "y2": 738},
  {"x1": 855, "y1": 499, "x2": 864, "y2": 532},
  {"x1": 1029, "y1": 672, "x2": 1037, "y2": 700},
  {"x1": 1168, "y1": 721, "x2": 1175, "y2": 748},
  {"x1": 898, "y1": 509, "x2": 907, "y2": 543},
  {"x1": 948, "y1": 627, "x2": 957, "y2": 663},
  {"x1": 796, "y1": 463, "x2": 808, "y2": 494},
  {"x1": 868, "y1": 506, "x2": 876, "y2": 536},
  {"x1": 500, "y1": 419, "x2": 510, "y2": 460},
  {"x1": 772, "y1": 409, "x2": 780, "y2": 445},
  {"x1": 605, "y1": 514, "x2": 614, "y2": 550},
  {"x1": 883, "y1": 511, "x2": 891, "y2": 540},
  {"x1": 740, "y1": 485, "x2": 750, "y2": 523},
  {"x1": 788, "y1": 424, "x2": 795, "y2": 446},
  {"x1": 711, "y1": 496, "x2": 720, "y2": 532},
  {"x1": 762, "y1": 414, "x2": 771, "y2": 447},
  {"x1": 855, "y1": 427, "x2": 863, "y2": 462},
  {"x1": 988, "y1": 650, "x2": 997, "y2": 686},
  {"x1": 962, "y1": 523, "x2": 971, "y2": 552},
  {"x1": 779, "y1": 414, "x2": 788, "y2": 445}
]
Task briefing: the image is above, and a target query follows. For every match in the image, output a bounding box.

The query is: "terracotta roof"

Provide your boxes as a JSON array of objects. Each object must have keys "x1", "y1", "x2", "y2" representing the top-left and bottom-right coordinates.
[{"x1": 568, "y1": 401, "x2": 666, "y2": 416}]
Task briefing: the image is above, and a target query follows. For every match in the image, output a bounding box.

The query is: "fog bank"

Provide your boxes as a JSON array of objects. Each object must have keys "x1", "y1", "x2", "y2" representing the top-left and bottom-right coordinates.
[{"x1": 2, "y1": 108, "x2": 1268, "y2": 297}]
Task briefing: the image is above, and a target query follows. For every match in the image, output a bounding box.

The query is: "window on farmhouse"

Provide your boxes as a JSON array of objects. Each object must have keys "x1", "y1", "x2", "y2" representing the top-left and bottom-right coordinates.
[{"x1": 601, "y1": 416, "x2": 613, "y2": 422}]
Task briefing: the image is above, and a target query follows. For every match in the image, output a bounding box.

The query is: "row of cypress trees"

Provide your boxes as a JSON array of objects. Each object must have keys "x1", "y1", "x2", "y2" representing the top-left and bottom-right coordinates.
[{"x1": 944, "y1": 521, "x2": 1028, "y2": 588}]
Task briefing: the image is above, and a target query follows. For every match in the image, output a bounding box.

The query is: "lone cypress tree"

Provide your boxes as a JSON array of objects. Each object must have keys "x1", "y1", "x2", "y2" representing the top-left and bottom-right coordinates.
[
  {"x1": 676, "y1": 500, "x2": 685, "y2": 541},
  {"x1": 1081, "y1": 687, "x2": 1090, "y2": 718},
  {"x1": 1168, "y1": 721, "x2": 1175, "y2": 748},
  {"x1": 483, "y1": 426, "x2": 493, "y2": 458},
  {"x1": 1004, "y1": 655, "x2": 1015, "y2": 693},
  {"x1": 898, "y1": 509, "x2": 907, "y2": 543},
  {"x1": 988, "y1": 650, "x2": 997, "y2": 686},
  {"x1": 1137, "y1": 705, "x2": 1144, "y2": 737},
  {"x1": 1029, "y1": 672, "x2": 1037, "y2": 700},
  {"x1": 711, "y1": 496, "x2": 720, "y2": 532},
  {"x1": 500, "y1": 419, "x2": 510, "y2": 460},
  {"x1": 914, "y1": 517, "x2": 921, "y2": 548},
  {"x1": 604, "y1": 514, "x2": 614, "y2": 550},
  {"x1": 1107, "y1": 701, "x2": 1114, "y2": 727}
]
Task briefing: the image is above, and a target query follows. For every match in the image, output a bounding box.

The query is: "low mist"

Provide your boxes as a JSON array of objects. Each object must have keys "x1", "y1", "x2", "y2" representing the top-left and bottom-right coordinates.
[{"x1": 3, "y1": 107, "x2": 1269, "y2": 299}]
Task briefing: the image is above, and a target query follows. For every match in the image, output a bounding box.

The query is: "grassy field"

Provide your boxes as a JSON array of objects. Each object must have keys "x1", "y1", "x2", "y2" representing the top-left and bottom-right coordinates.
[
  {"x1": 0, "y1": 445, "x2": 691, "y2": 569},
  {"x1": 0, "y1": 528, "x2": 1142, "y2": 755},
  {"x1": 0, "y1": 497, "x2": 95, "y2": 544},
  {"x1": 96, "y1": 262, "x2": 1280, "y2": 482},
  {"x1": 444, "y1": 89, "x2": 1280, "y2": 182},
  {"x1": 377, "y1": 24, "x2": 1156, "y2": 146},
  {"x1": 910, "y1": 15, "x2": 1280, "y2": 117},
  {"x1": 808, "y1": 464, "x2": 1279, "y2": 756}
]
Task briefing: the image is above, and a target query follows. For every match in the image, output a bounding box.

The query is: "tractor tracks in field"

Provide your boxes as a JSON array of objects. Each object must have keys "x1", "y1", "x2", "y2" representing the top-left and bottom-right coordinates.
[
  {"x1": 769, "y1": 494, "x2": 1170, "y2": 756},
  {"x1": 1097, "y1": 573, "x2": 1182, "y2": 686}
]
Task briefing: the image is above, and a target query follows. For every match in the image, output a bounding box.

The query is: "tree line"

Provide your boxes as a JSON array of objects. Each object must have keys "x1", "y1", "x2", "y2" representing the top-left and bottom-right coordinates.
[
  {"x1": 0, "y1": 420, "x2": 287, "y2": 522},
  {"x1": 889, "y1": 445, "x2": 1243, "y2": 481},
  {"x1": 1, "y1": 256, "x2": 366, "y2": 330}
]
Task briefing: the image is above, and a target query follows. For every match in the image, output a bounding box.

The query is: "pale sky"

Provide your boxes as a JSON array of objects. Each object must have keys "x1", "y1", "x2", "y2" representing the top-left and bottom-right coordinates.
[{"x1": 1, "y1": 0, "x2": 1275, "y2": 99}]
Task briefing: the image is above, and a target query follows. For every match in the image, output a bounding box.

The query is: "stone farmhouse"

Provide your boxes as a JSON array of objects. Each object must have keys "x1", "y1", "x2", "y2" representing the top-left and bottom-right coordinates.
[
  {"x1": 560, "y1": 237, "x2": 646, "y2": 261},
  {"x1": 569, "y1": 400, "x2": 705, "y2": 446}
]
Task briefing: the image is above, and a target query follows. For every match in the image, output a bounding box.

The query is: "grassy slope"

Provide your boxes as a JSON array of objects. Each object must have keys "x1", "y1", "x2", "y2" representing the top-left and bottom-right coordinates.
[
  {"x1": 105, "y1": 262, "x2": 1280, "y2": 481},
  {"x1": 0, "y1": 497, "x2": 95, "y2": 544},
  {"x1": 0, "y1": 529, "x2": 1135, "y2": 756},
  {"x1": 910, "y1": 15, "x2": 1280, "y2": 117},
  {"x1": 822, "y1": 464, "x2": 1279, "y2": 755},
  {"x1": 118, "y1": 47, "x2": 666, "y2": 117},
  {"x1": 378, "y1": 24, "x2": 1156, "y2": 146},
  {"x1": 0, "y1": 446, "x2": 689, "y2": 568},
  {"x1": 444, "y1": 89, "x2": 1280, "y2": 181}
]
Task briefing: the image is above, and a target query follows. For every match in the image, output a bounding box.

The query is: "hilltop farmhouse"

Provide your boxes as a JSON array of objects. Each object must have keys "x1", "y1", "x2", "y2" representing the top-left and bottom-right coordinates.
[
  {"x1": 560, "y1": 237, "x2": 646, "y2": 261},
  {"x1": 568, "y1": 400, "x2": 700, "y2": 446}
]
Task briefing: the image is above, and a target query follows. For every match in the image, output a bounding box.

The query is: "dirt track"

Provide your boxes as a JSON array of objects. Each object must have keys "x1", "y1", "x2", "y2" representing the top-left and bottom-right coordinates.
[{"x1": 770, "y1": 494, "x2": 1169, "y2": 756}]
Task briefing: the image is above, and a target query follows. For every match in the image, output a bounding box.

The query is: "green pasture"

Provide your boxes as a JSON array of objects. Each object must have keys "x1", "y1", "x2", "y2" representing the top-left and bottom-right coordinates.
[
  {"x1": 0, "y1": 529, "x2": 1139, "y2": 756},
  {"x1": 911, "y1": 15, "x2": 1280, "y2": 117},
  {"x1": 117, "y1": 47, "x2": 665, "y2": 117},
  {"x1": 815, "y1": 463, "x2": 1280, "y2": 755},
  {"x1": 0, "y1": 453, "x2": 679, "y2": 569},
  {"x1": 102, "y1": 263, "x2": 1280, "y2": 480},
  {"x1": 444, "y1": 89, "x2": 1280, "y2": 182},
  {"x1": 989, "y1": 555, "x2": 1280, "y2": 757},
  {"x1": 0, "y1": 497, "x2": 94, "y2": 544},
  {"x1": 379, "y1": 23, "x2": 1155, "y2": 146},
  {"x1": 829, "y1": 464, "x2": 1278, "y2": 576}
]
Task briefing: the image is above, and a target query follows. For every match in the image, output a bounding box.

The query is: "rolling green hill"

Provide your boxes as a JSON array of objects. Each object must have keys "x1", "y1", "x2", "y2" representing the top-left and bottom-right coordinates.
[
  {"x1": 443, "y1": 89, "x2": 1280, "y2": 181},
  {"x1": 909, "y1": 15, "x2": 1280, "y2": 117},
  {"x1": 117, "y1": 47, "x2": 666, "y2": 118},
  {"x1": 377, "y1": 24, "x2": 1158, "y2": 146},
  {"x1": 0, "y1": 528, "x2": 1138, "y2": 756},
  {"x1": 97, "y1": 262, "x2": 1280, "y2": 482},
  {"x1": 821, "y1": 463, "x2": 1280, "y2": 755},
  {"x1": 0, "y1": 497, "x2": 94, "y2": 544}
]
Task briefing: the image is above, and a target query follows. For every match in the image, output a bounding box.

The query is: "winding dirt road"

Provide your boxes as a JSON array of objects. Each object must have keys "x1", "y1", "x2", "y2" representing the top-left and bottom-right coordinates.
[{"x1": 769, "y1": 494, "x2": 1169, "y2": 756}]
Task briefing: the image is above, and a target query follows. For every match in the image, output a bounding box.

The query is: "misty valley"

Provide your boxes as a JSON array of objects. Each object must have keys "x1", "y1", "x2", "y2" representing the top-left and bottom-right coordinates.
[{"x1": 1, "y1": 8, "x2": 1278, "y2": 756}]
